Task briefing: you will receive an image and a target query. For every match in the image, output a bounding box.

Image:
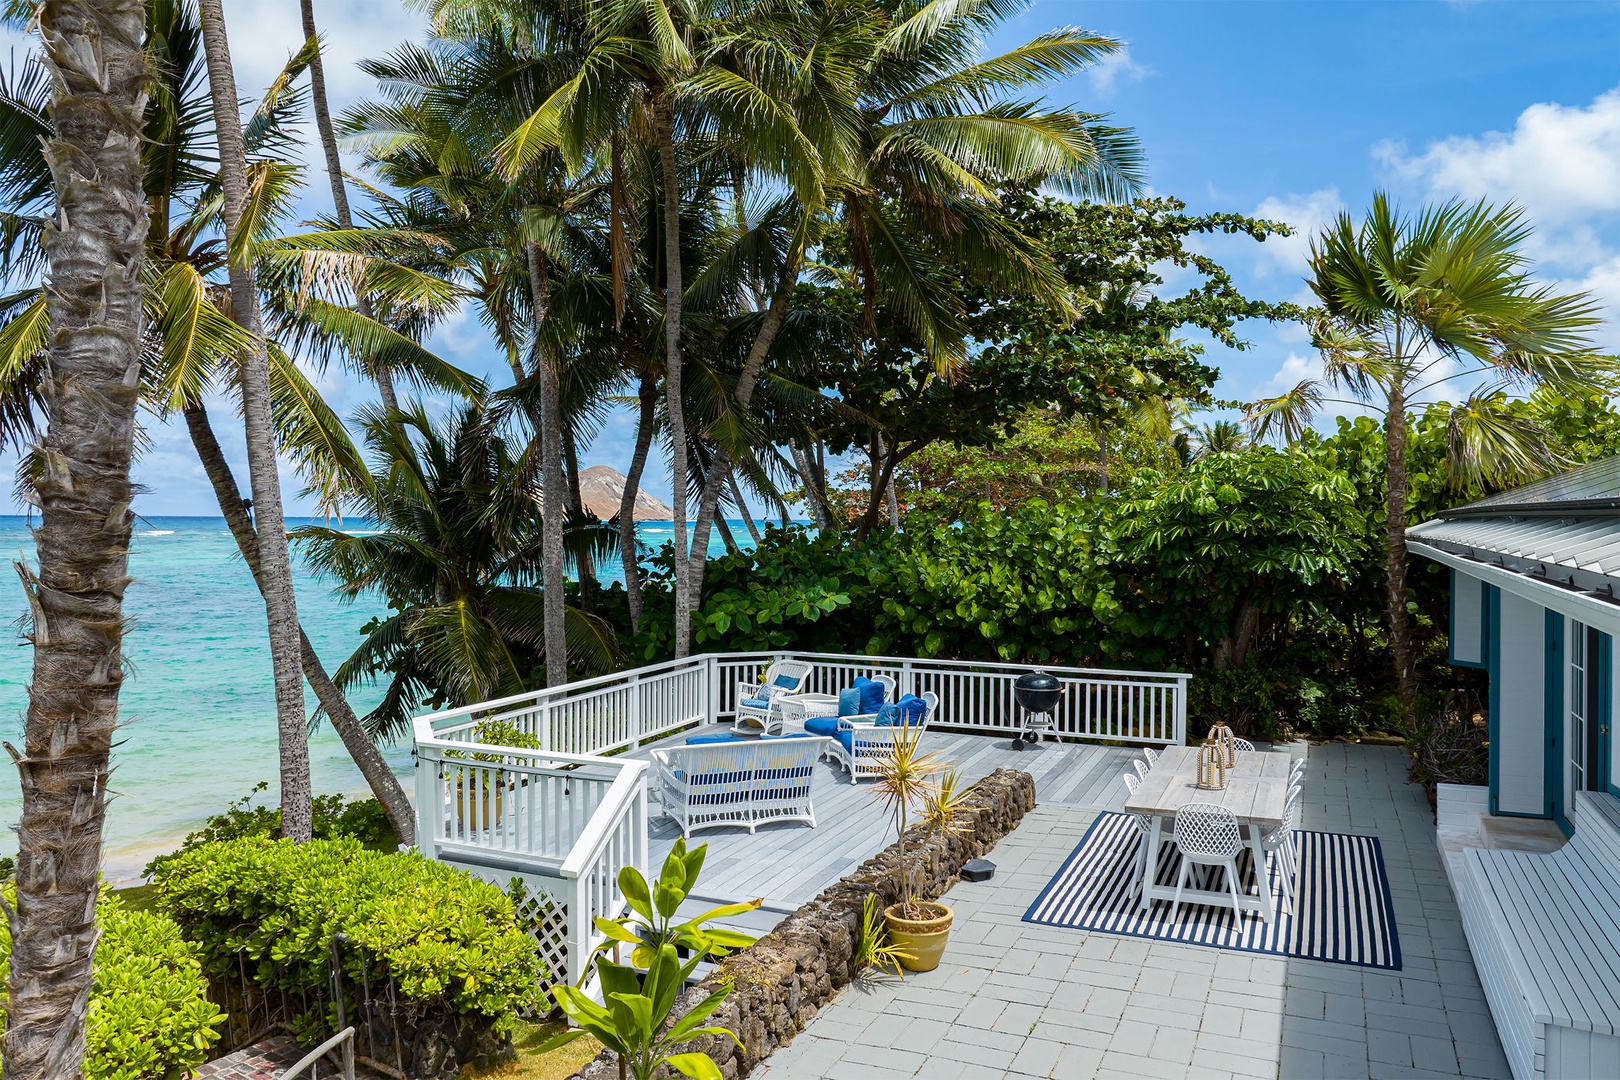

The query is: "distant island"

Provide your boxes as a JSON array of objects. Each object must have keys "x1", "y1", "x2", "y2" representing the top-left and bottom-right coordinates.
[{"x1": 578, "y1": 465, "x2": 674, "y2": 521}]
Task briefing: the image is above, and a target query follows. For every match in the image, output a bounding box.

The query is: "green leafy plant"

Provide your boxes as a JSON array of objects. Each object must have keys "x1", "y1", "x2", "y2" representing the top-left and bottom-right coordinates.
[
  {"x1": 153, "y1": 837, "x2": 544, "y2": 1043},
  {"x1": 852, "y1": 894, "x2": 910, "y2": 978},
  {"x1": 541, "y1": 944, "x2": 739, "y2": 1080},
  {"x1": 870, "y1": 724, "x2": 960, "y2": 919},
  {"x1": 0, "y1": 887, "x2": 225, "y2": 1080},
  {"x1": 591, "y1": 838, "x2": 760, "y2": 970},
  {"x1": 144, "y1": 782, "x2": 398, "y2": 877}
]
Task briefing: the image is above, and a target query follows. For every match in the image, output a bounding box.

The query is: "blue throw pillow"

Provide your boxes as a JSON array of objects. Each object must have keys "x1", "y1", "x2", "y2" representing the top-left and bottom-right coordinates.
[
  {"x1": 895, "y1": 693, "x2": 928, "y2": 726},
  {"x1": 874, "y1": 702, "x2": 900, "y2": 727},
  {"x1": 838, "y1": 687, "x2": 862, "y2": 717},
  {"x1": 853, "y1": 676, "x2": 885, "y2": 714},
  {"x1": 772, "y1": 673, "x2": 801, "y2": 689}
]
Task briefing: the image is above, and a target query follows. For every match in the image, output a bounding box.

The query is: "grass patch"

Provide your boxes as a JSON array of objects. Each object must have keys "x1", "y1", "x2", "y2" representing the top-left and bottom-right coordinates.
[{"x1": 459, "y1": 1018, "x2": 604, "y2": 1080}]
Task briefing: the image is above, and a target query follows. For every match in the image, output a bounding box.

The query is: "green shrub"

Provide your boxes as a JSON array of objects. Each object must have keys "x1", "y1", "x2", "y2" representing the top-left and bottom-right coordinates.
[
  {"x1": 144, "y1": 783, "x2": 399, "y2": 877},
  {"x1": 0, "y1": 887, "x2": 224, "y2": 1080},
  {"x1": 153, "y1": 838, "x2": 544, "y2": 1042}
]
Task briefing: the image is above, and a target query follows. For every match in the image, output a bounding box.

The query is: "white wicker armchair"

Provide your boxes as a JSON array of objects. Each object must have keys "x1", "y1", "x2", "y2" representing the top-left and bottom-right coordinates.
[
  {"x1": 827, "y1": 690, "x2": 939, "y2": 783},
  {"x1": 650, "y1": 736, "x2": 831, "y2": 836},
  {"x1": 734, "y1": 659, "x2": 814, "y2": 735}
]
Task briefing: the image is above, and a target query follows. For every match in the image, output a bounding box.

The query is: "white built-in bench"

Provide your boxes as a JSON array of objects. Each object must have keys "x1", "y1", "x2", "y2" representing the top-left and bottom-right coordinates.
[{"x1": 1457, "y1": 791, "x2": 1620, "y2": 1080}]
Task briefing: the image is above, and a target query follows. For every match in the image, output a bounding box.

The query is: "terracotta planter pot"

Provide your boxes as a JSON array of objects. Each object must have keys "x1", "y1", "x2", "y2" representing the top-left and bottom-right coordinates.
[{"x1": 884, "y1": 901, "x2": 954, "y2": 972}]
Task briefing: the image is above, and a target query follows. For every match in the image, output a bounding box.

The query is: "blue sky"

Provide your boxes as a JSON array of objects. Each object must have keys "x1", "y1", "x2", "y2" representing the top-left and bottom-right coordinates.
[{"x1": 8, "y1": 0, "x2": 1619, "y2": 514}]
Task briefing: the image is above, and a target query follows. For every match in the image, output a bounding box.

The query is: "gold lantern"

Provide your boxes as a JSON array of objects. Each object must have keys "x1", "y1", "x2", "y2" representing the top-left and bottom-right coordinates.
[
  {"x1": 1196, "y1": 739, "x2": 1229, "y2": 790},
  {"x1": 1207, "y1": 722, "x2": 1238, "y2": 768}
]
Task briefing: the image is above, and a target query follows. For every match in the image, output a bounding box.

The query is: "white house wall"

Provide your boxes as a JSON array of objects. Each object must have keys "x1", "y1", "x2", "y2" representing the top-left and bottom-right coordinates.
[
  {"x1": 1453, "y1": 569, "x2": 1484, "y2": 665},
  {"x1": 1496, "y1": 590, "x2": 1547, "y2": 817}
]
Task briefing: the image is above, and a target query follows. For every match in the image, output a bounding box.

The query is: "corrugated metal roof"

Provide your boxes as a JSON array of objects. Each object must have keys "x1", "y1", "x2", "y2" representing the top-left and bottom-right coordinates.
[
  {"x1": 1450, "y1": 455, "x2": 1620, "y2": 512},
  {"x1": 1409, "y1": 515, "x2": 1620, "y2": 580}
]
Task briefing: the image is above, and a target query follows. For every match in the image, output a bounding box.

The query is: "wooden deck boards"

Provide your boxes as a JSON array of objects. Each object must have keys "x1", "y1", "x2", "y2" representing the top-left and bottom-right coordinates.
[{"x1": 629, "y1": 728, "x2": 1141, "y2": 911}]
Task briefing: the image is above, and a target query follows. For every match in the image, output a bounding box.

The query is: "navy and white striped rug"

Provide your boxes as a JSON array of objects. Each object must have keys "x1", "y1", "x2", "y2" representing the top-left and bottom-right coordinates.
[{"x1": 1023, "y1": 813, "x2": 1401, "y2": 970}]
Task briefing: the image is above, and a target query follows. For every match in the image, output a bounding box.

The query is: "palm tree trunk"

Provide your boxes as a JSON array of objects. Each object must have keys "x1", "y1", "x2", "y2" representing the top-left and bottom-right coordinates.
[
  {"x1": 686, "y1": 259, "x2": 800, "y2": 610},
  {"x1": 182, "y1": 400, "x2": 415, "y2": 844},
  {"x1": 565, "y1": 429, "x2": 597, "y2": 614},
  {"x1": 526, "y1": 243, "x2": 568, "y2": 687},
  {"x1": 198, "y1": 0, "x2": 314, "y2": 841},
  {"x1": 4, "y1": 1, "x2": 146, "y2": 1071},
  {"x1": 298, "y1": 0, "x2": 398, "y2": 413},
  {"x1": 729, "y1": 474, "x2": 762, "y2": 544},
  {"x1": 1385, "y1": 382, "x2": 1418, "y2": 727},
  {"x1": 618, "y1": 371, "x2": 657, "y2": 633},
  {"x1": 656, "y1": 91, "x2": 693, "y2": 658},
  {"x1": 789, "y1": 440, "x2": 832, "y2": 530}
]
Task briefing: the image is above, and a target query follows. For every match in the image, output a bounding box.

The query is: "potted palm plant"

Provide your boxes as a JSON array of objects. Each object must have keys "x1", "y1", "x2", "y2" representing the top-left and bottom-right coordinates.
[
  {"x1": 872, "y1": 723, "x2": 975, "y2": 972},
  {"x1": 446, "y1": 717, "x2": 541, "y2": 826}
]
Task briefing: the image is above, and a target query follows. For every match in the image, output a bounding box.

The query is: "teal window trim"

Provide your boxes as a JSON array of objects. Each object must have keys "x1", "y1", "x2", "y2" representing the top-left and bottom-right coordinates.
[
  {"x1": 1545, "y1": 609, "x2": 1567, "y2": 831},
  {"x1": 1599, "y1": 631, "x2": 1615, "y2": 798},
  {"x1": 1487, "y1": 584, "x2": 1501, "y2": 816}
]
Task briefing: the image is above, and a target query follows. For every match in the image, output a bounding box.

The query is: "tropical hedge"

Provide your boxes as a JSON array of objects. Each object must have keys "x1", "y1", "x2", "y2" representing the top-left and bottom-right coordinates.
[
  {"x1": 0, "y1": 888, "x2": 224, "y2": 1080},
  {"x1": 153, "y1": 838, "x2": 544, "y2": 1043}
]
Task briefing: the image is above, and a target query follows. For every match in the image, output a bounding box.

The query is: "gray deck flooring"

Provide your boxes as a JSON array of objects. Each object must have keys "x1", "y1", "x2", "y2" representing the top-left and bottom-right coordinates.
[{"x1": 628, "y1": 727, "x2": 1139, "y2": 916}]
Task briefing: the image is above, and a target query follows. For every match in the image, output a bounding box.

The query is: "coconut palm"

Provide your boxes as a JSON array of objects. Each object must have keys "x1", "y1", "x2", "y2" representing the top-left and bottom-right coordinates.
[
  {"x1": 296, "y1": 401, "x2": 619, "y2": 741},
  {"x1": 0, "y1": 0, "x2": 472, "y2": 842},
  {"x1": 682, "y1": 0, "x2": 1145, "y2": 617},
  {"x1": 2, "y1": 0, "x2": 145, "y2": 1073},
  {"x1": 1248, "y1": 193, "x2": 1606, "y2": 722}
]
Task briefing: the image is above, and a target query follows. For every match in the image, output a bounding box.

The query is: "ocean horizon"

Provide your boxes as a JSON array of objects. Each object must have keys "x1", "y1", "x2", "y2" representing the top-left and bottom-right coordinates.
[{"x1": 0, "y1": 514, "x2": 781, "y2": 884}]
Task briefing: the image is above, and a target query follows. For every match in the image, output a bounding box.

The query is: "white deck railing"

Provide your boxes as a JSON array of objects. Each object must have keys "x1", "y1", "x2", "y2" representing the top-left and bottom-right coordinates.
[{"x1": 411, "y1": 650, "x2": 1187, "y2": 988}]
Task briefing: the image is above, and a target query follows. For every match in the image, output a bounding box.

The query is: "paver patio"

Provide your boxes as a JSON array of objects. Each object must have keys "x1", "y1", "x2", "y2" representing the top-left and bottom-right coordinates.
[{"x1": 753, "y1": 743, "x2": 1512, "y2": 1080}]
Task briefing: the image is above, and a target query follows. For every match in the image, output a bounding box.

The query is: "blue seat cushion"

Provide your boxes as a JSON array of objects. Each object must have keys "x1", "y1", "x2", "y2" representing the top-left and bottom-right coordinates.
[
  {"x1": 838, "y1": 729, "x2": 854, "y2": 753},
  {"x1": 686, "y1": 730, "x2": 739, "y2": 745},
  {"x1": 740, "y1": 697, "x2": 772, "y2": 710},
  {"x1": 853, "y1": 676, "x2": 885, "y2": 714},
  {"x1": 838, "y1": 687, "x2": 862, "y2": 717},
  {"x1": 896, "y1": 693, "x2": 928, "y2": 725},
  {"x1": 803, "y1": 716, "x2": 841, "y2": 739}
]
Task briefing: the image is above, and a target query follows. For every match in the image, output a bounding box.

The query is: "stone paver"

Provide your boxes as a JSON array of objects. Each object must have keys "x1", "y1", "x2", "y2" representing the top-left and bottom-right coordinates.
[{"x1": 753, "y1": 743, "x2": 1514, "y2": 1080}]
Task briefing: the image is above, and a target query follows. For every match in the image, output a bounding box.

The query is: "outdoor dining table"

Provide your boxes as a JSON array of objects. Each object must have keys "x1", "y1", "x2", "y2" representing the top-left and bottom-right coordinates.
[{"x1": 1122, "y1": 744, "x2": 1292, "y2": 923}]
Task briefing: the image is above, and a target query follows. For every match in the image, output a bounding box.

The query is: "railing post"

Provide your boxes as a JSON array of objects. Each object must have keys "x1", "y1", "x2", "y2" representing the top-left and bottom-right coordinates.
[
  {"x1": 414, "y1": 748, "x2": 438, "y2": 860},
  {"x1": 1174, "y1": 674, "x2": 1189, "y2": 745},
  {"x1": 629, "y1": 670, "x2": 642, "y2": 750},
  {"x1": 707, "y1": 654, "x2": 718, "y2": 724},
  {"x1": 539, "y1": 698, "x2": 553, "y2": 753},
  {"x1": 900, "y1": 659, "x2": 915, "y2": 699},
  {"x1": 568, "y1": 872, "x2": 589, "y2": 988}
]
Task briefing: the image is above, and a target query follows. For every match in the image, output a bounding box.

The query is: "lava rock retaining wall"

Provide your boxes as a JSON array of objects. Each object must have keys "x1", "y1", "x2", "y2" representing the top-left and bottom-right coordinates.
[{"x1": 573, "y1": 767, "x2": 1036, "y2": 1080}]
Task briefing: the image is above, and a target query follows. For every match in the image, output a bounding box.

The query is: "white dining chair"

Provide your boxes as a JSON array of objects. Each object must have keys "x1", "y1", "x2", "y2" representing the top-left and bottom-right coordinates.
[
  {"x1": 1141, "y1": 746, "x2": 1158, "y2": 768},
  {"x1": 1290, "y1": 757, "x2": 1307, "y2": 784},
  {"x1": 1263, "y1": 787, "x2": 1304, "y2": 913},
  {"x1": 1121, "y1": 771, "x2": 1169, "y2": 898},
  {"x1": 1171, "y1": 803, "x2": 1247, "y2": 922},
  {"x1": 1231, "y1": 737, "x2": 1256, "y2": 753},
  {"x1": 1132, "y1": 758, "x2": 1150, "y2": 782}
]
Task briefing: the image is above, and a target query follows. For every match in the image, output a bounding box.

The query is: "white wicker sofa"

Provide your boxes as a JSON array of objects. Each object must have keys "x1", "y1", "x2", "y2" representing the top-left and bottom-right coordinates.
[{"x1": 649, "y1": 736, "x2": 831, "y2": 836}]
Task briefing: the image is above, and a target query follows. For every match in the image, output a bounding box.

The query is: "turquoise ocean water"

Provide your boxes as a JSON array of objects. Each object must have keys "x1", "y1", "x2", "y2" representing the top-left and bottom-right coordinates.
[{"x1": 0, "y1": 515, "x2": 761, "y2": 883}]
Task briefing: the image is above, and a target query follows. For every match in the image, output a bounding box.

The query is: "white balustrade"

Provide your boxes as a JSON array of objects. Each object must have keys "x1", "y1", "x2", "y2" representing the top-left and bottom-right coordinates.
[{"x1": 412, "y1": 649, "x2": 1186, "y2": 991}]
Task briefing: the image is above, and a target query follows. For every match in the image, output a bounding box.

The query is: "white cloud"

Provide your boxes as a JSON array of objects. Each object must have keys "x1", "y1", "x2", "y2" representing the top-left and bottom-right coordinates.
[
  {"x1": 1251, "y1": 188, "x2": 1343, "y2": 278},
  {"x1": 1376, "y1": 89, "x2": 1620, "y2": 231},
  {"x1": 1087, "y1": 47, "x2": 1153, "y2": 98},
  {"x1": 1377, "y1": 87, "x2": 1620, "y2": 351}
]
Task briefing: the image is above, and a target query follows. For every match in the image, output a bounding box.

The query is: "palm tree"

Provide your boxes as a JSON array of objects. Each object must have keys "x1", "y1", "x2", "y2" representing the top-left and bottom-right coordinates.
[
  {"x1": 1248, "y1": 193, "x2": 1605, "y2": 722},
  {"x1": 195, "y1": 0, "x2": 318, "y2": 840},
  {"x1": 684, "y1": 0, "x2": 1144, "y2": 599},
  {"x1": 3, "y1": 0, "x2": 146, "y2": 1073},
  {"x1": 295, "y1": 401, "x2": 619, "y2": 740},
  {"x1": 0, "y1": 3, "x2": 451, "y2": 844}
]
